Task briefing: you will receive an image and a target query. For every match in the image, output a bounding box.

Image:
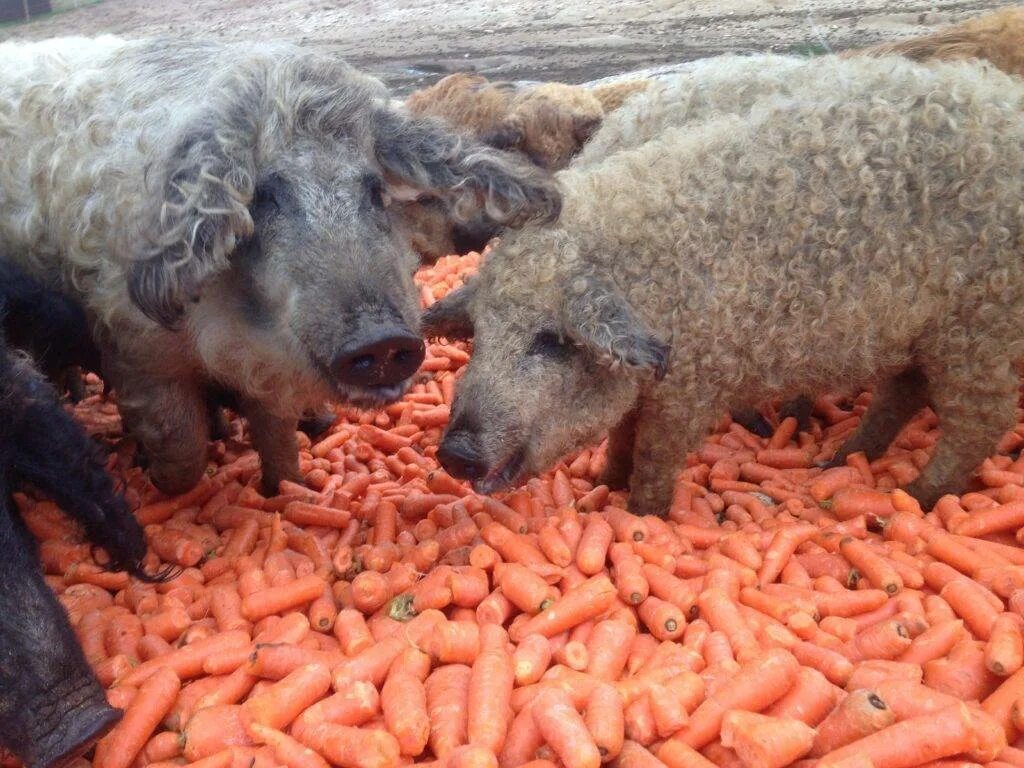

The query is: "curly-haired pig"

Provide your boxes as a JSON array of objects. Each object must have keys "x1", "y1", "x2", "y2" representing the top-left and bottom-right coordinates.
[
  {"x1": 0, "y1": 37, "x2": 560, "y2": 497},
  {"x1": 424, "y1": 55, "x2": 1024, "y2": 516}
]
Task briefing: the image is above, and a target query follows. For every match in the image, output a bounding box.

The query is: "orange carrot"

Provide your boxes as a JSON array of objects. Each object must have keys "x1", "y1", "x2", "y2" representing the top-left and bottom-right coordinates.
[
  {"x1": 382, "y1": 668, "x2": 430, "y2": 756},
  {"x1": 425, "y1": 664, "x2": 472, "y2": 758},
  {"x1": 681, "y1": 648, "x2": 799, "y2": 748},
  {"x1": 765, "y1": 666, "x2": 841, "y2": 726},
  {"x1": 988, "y1": 614, "x2": 1024, "y2": 677},
  {"x1": 586, "y1": 620, "x2": 637, "y2": 681},
  {"x1": 814, "y1": 702, "x2": 979, "y2": 768},
  {"x1": 242, "y1": 574, "x2": 327, "y2": 622},
  {"x1": 585, "y1": 683, "x2": 625, "y2": 761},
  {"x1": 467, "y1": 624, "x2": 515, "y2": 754},
  {"x1": 510, "y1": 576, "x2": 617, "y2": 642},
  {"x1": 532, "y1": 687, "x2": 601, "y2": 768},
  {"x1": 513, "y1": 633, "x2": 552, "y2": 686},
  {"x1": 246, "y1": 722, "x2": 330, "y2": 768},
  {"x1": 577, "y1": 517, "x2": 614, "y2": 576},
  {"x1": 241, "y1": 662, "x2": 332, "y2": 730},
  {"x1": 94, "y1": 667, "x2": 181, "y2": 768},
  {"x1": 720, "y1": 710, "x2": 815, "y2": 768},
  {"x1": 295, "y1": 723, "x2": 400, "y2": 768},
  {"x1": 810, "y1": 689, "x2": 896, "y2": 757}
]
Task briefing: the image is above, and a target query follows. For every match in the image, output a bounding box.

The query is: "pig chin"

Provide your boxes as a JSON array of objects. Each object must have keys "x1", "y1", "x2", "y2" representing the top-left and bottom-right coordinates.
[
  {"x1": 333, "y1": 379, "x2": 414, "y2": 409},
  {"x1": 472, "y1": 441, "x2": 530, "y2": 496}
]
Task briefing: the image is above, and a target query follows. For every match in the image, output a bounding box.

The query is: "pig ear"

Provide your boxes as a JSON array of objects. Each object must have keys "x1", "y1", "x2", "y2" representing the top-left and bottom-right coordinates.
[
  {"x1": 421, "y1": 282, "x2": 476, "y2": 340},
  {"x1": 129, "y1": 117, "x2": 256, "y2": 328},
  {"x1": 564, "y1": 274, "x2": 669, "y2": 380},
  {"x1": 372, "y1": 107, "x2": 561, "y2": 229}
]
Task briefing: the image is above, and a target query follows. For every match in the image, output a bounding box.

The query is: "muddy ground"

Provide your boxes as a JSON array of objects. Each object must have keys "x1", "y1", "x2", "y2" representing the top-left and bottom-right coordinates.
[{"x1": 0, "y1": 0, "x2": 1015, "y2": 94}]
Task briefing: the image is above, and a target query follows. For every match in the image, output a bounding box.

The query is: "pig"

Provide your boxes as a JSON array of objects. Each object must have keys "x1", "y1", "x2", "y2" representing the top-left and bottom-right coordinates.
[
  {"x1": 0, "y1": 331, "x2": 153, "y2": 768},
  {"x1": 0, "y1": 37, "x2": 560, "y2": 497},
  {"x1": 423, "y1": 54, "x2": 1024, "y2": 516}
]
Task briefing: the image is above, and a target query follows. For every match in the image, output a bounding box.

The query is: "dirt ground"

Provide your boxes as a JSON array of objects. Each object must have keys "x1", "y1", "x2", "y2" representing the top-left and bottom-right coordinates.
[{"x1": 0, "y1": 0, "x2": 1015, "y2": 94}]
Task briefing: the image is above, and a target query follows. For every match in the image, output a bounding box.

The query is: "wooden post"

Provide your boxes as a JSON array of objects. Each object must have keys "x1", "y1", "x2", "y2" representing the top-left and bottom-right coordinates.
[{"x1": 21, "y1": 0, "x2": 29, "y2": 21}]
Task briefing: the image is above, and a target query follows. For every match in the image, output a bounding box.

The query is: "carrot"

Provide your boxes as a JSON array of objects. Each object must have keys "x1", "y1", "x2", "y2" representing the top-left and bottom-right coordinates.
[
  {"x1": 656, "y1": 739, "x2": 718, "y2": 768},
  {"x1": 182, "y1": 705, "x2": 256, "y2": 761},
  {"x1": 532, "y1": 687, "x2": 601, "y2": 768},
  {"x1": 609, "y1": 544, "x2": 649, "y2": 605},
  {"x1": 953, "y1": 500, "x2": 1024, "y2": 538},
  {"x1": 839, "y1": 536, "x2": 902, "y2": 595},
  {"x1": 334, "y1": 609, "x2": 374, "y2": 655},
  {"x1": 93, "y1": 667, "x2": 181, "y2": 768},
  {"x1": 119, "y1": 629, "x2": 250, "y2": 687},
  {"x1": 984, "y1": 665, "x2": 1024, "y2": 739},
  {"x1": 942, "y1": 579, "x2": 1001, "y2": 640},
  {"x1": 636, "y1": 596, "x2": 685, "y2": 642},
  {"x1": 814, "y1": 702, "x2": 979, "y2": 768},
  {"x1": 500, "y1": 563, "x2": 556, "y2": 614},
  {"x1": 899, "y1": 619, "x2": 965, "y2": 665},
  {"x1": 242, "y1": 574, "x2": 327, "y2": 622},
  {"x1": 333, "y1": 635, "x2": 406, "y2": 688},
  {"x1": 241, "y1": 662, "x2": 332, "y2": 730},
  {"x1": 513, "y1": 633, "x2": 552, "y2": 686},
  {"x1": 510, "y1": 576, "x2": 617, "y2": 642},
  {"x1": 720, "y1": 710, "x2": 815, "y2": 768},
  {"x1": 765, "y1": 666, "x2": 841, "y2": 726},
  {"x1": 296, "y1": 723, "x2": 400, "y2": 768},
  {"x1": 424, "y1": 621, "x2": 480, "y2": 664},
  {"x1": 290, "y1": 682, "x2": 380, "y2": 743},
  {"x1": 988, "y1": 614, "x2": 1024, "y2": 677},
  {"x1": 810, "y1": 689, "x2": 895, "y2": 757},
  {"x1": 382, "y1": 669, "x2": 430, "y2": 756},
  {"x1": 577, "y1": 517, "x2": 614, "y2": 575},
  {"x1": 246, "y1": 722, "x2": 330, "y2": 768},
  {"x1": 681, "y1": 648, "x2": 799, "y2": 748},
  {"x1": 789, "y1": 641, "x2": 854, "y2": 687},
  {"x1": 832, "y1": 488, "x2": 896, "y2": 521},
  {"x1": 467, "y1": 624, "x2": 515, "y2": 753},
  {"x1": 697, "y1": 588, "x2": 758, "y2": 662},
  {"x1": 425, "y1": 664, "x2": 472, "y2": 758},
  {"x1": 585, "y1": 683, "x2": 625, "y2": 761},
  {"x1": 586, "y1": 620, "x2": 636, "y2": 681}
]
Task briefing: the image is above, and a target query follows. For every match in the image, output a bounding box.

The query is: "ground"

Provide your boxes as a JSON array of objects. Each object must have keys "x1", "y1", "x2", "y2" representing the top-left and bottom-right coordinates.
[{"x1": 0, "y1": 0, "x2": 1015, "y2": 95}]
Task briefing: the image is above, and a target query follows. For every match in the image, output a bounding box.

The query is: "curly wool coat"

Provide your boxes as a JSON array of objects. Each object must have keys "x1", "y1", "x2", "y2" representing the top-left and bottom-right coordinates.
[{"x1": 427, "y1": 55, "x2": 1024, "y2": 516}]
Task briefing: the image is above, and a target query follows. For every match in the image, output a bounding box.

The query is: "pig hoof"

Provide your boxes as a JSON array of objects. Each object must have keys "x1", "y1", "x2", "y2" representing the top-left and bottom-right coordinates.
[
  {"x1": 28, "y1": 700, "x2": 121, "y2": 768},
  {"x1": 731, "y1": 410, "x2": 773, "y2": 439},
  {"x1": 260, "y1": 470, "x2": 303, "y2": 497},
  {"x1": 298, "y1": 411, "x2": 336, "y2": 440}
]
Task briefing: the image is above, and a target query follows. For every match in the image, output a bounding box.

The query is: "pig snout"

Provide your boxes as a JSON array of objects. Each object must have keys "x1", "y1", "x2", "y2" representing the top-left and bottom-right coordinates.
[
  {"x1": 438, "y1": 414, "x2": 489, "y2": 480},
  {"x1": 451, "y1": 218, "x2": 499, "y2": 257},
  {"x1": 333, "y1": 326, "x2": 425, "y2": 390}
]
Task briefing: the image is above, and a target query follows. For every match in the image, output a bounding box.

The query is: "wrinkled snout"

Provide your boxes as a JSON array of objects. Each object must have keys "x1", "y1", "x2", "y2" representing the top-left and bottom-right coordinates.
[
  {"x1": 438, "y1": 428, "x2": 488, "y2": 481},
  {"x1": 333, "y1": 327, "x2": 425, "y2": 389}
]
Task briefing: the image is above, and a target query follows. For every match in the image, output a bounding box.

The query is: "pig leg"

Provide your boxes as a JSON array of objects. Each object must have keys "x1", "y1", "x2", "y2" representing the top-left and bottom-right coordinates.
[
  {"x1": 237, "y1": 398, "x2": 301, "y2": 496},
  {"x1": 628, "y1": 402, "x2": 717, "y2": 518},
  {"x1": 730, "y1": 408, "x2": 774, "y2": 439},
  {"x1": 779, "y1": 395, "x2": 814, "y2": 433},
  {"x1": 0, "y1": 494, "x2": 120, "y2": 768},
  {"x1": 903, "y1": 362, "x2": 1018, "y2": 509},
  {"x1": 601, "y1": 407, "x2": 639, "y2": 490},
  {"x1": 298, "y1": 410, "x2": 336, "y2": 441},
  {"x1": 827, "y1": 368, "x2": 929, "y2": 467},
  {"x1": 111, "y1": 368, "x2": 210, "y2": 497}
]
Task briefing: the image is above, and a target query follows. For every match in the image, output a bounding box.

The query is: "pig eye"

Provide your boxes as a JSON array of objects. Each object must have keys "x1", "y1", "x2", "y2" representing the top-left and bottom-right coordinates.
[
  {"x1": 363, "y1": 174, "x2": 386, "y2": 209},
  {"x1": 253, "y1": 175, "x2": 286, "y2": 217},
  {"x1": 528, "y1": 330, "x2": 572, "y2": 359}
]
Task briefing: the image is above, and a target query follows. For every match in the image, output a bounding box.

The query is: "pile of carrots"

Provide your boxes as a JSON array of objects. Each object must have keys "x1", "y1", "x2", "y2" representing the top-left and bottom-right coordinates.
[{"x1": 18, "y1": 249, "x2": 1024, "y2": 768}]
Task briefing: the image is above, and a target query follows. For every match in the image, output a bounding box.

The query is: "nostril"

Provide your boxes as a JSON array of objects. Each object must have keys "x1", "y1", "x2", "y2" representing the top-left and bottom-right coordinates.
[{"x1": 350, "y1": 354, "x2": 376, "y2": 372}]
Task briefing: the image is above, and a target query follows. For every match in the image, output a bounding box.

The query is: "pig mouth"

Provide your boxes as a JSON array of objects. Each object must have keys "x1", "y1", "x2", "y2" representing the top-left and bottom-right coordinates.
[
  {"x1": 472, "y1": 443, "x2": 529, "y2": 496},
  {"x1": 336, "y1": 381, "x2": 412, "y2": 409}
]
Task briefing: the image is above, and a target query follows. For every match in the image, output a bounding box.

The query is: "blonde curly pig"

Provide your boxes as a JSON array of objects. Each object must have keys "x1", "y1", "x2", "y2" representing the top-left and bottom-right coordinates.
[{"x1": 423, "y1": 55, "x2": 1024, "y2": 517}]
